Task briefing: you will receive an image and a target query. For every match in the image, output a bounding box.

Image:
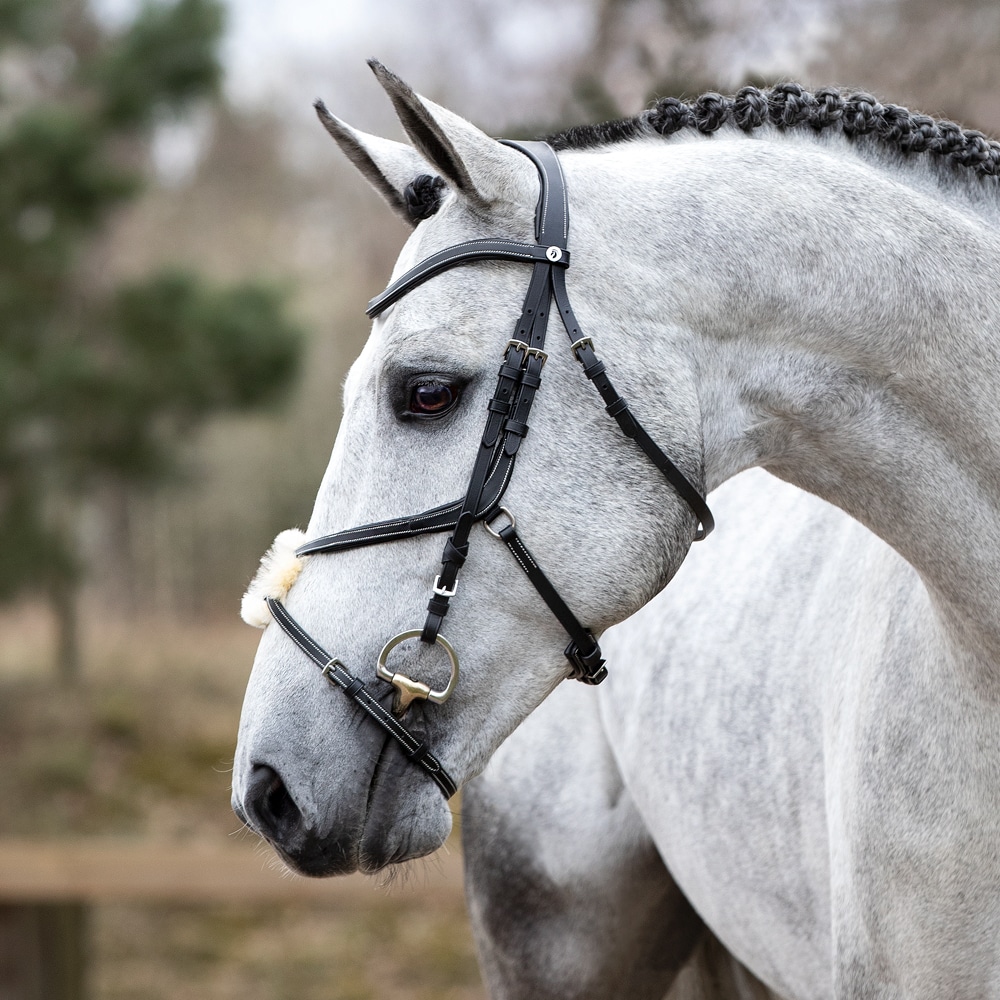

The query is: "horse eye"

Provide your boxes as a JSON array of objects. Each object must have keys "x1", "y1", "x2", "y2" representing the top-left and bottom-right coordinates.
[{"x1": 408, "y1": 381, "x2": 460, "y2": 417}]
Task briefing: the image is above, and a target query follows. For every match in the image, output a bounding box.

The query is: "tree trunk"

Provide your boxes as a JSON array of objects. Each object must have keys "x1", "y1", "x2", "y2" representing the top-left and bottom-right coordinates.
[
  {"x1": 50, "y1": 579, "x2": 80, "y2": 682},
  {"x1": 0, "y1": 903, "x2": 88, "y2": 1000}
]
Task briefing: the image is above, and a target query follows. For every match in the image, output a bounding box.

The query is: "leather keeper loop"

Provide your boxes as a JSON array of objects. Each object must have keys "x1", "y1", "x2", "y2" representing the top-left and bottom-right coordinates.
[
  {"x1": 343, "y1": 677, "x2": 366, "y2": 700},
  {"x1": 498, "y1": 363, "x2": 524, "y2": 381},
  {"x1": 488, "y1": 398, "x2": 511, "y2": 414},
  {"x1": 606, "y1": 397, "x2": 638, "y2": 436},
  {"x1": 606, "y1": 396, "x2": 629, "y2": 418},
  {"x1": 520, "y1": 371, "x2": 543, "y2": 390},
  {"x1": 583, "y1": 359, "x2": 606, "y2": 380},
  {"x1": 426, "y1": 594, "x2": 451, "y2": 618},
  {"x1": 504, "y1": 418, "x2": 530, "y2": 438},
  {"x1": 442, "y1": 539, "x2": 468, "y2": 566}
]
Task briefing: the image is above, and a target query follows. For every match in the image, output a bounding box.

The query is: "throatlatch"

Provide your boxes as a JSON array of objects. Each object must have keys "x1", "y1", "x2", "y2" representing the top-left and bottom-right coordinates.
[{"x1": 248, "y1": 139, "x2": 713, "y2": 800}]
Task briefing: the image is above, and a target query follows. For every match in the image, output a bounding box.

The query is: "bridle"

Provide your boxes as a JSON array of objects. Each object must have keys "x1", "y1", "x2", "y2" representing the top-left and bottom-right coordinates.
[{"x1": 263, "y1": 140, "x2": 714, "y2": 800}]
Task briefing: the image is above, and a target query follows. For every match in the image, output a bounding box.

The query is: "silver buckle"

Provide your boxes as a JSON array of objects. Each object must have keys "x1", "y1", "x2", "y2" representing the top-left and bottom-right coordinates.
[
  {"x1": 433, "y1": 574, "x2": 457, "y2": 598},
  {"x1": 506, "y1": 340, "x2": 548, "y2": 367},
  {"x1": 570, "y1": 336, "x2": 594, "y2": 360},
  {"x1": 321, "y1": 658, "x2": 346, "y2": 681}
]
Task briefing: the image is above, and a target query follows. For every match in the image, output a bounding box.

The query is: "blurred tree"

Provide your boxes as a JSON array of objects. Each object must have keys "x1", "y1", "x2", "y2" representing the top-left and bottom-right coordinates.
[{"x1": 0, "y1": 0, "x2": 303, "y2": 678}]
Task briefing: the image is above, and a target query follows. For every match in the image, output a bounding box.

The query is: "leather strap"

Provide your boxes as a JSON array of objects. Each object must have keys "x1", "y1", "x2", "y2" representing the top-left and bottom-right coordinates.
[
  {"x1": 417, "y1": 141, "x2": 574, "y2": 643},
  {"x1": 297, "y1": 499, "x2": 463, "y2": 556},
  {"x1": 487, "y1": 512, "x2": 607, "y2": 684},
  {"x1": 502, "y1": 140, "x2": 570, "y2": 244},
  {"x1": 551, "y1": 266, "x2": 714, "y2": 539},
  {"x1": 421, "y1": 333, "x2": 546, "y2": 643},
  {"x1": 265, "y1": 597, "x2": 457, "y2": 799},
  {"x1": 368, "y1": 240, "x2": 568, "y2": 318}
]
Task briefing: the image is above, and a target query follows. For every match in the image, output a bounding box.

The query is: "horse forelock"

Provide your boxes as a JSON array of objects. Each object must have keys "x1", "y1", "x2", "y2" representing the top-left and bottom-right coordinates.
[
  {"x1": 547, "y1": 83, "x2": 1000, "y2": 184},
  {"x1": 403, "y1": 173, "x2": 447, "y2": 222}
]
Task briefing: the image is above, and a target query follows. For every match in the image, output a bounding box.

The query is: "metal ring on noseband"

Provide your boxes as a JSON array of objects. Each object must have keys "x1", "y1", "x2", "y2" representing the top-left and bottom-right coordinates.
[{"x1": 376, "y1": 630, "x2": 459, "y2": 716}]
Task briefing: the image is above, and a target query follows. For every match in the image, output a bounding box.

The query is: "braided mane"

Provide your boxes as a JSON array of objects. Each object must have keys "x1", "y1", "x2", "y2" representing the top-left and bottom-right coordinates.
[{"x1": 547, "y1": 83, "x2": 1000, "y2": 181}]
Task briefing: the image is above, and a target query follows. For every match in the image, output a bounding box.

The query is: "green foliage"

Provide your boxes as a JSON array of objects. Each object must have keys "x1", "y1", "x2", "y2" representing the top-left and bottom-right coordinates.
[
  {"x1": 0, "y1": 0, "x2": 58, "y2": 45},
  {"x1": 0, "y1": 0, "x2": 304, "y2": 660},
  {"x1": 102, "y1": 270, "x2": 301, "y2": 480},
  {"x1": 113, "y1": 272, "x2": 300, "y2": 419},
  {"x1": 91, "y1": 0, "x2": 225, "y2": 128}
]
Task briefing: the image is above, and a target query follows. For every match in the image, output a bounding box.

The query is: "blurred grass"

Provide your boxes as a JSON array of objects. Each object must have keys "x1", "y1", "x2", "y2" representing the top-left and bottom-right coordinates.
[
  {"x1": 94, "y1": 900, "x2": 483, "y2": 1000},
  {"x1": 0, "y1": 600, "x2": 485, "y2": 999}
]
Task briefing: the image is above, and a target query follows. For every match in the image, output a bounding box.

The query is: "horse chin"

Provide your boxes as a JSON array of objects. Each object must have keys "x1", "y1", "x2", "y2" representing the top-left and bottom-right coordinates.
[
  {"x1": 275, "y1": 793, "x2": 450, "y2": 878},
  {"x1": 357, "y1": 761, "x2": 453, "y2": 874}
]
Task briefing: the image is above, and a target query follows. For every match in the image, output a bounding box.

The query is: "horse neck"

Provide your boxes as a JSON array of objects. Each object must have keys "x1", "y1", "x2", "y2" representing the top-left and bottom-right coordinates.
[{"x1": 585, "y1": 137, "x2": 1000, "y2": 667}]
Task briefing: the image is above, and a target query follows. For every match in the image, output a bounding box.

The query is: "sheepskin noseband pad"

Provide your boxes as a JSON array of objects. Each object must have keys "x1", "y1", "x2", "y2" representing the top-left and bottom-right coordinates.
[{"x1": 241, "y1": 528, "x2": 309, "y2": 628}]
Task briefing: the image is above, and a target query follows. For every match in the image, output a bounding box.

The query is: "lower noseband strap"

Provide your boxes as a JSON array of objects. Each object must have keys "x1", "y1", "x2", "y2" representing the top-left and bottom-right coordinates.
[{"x1": 265, "y1": 597, "x2": 457, "y2": 799}]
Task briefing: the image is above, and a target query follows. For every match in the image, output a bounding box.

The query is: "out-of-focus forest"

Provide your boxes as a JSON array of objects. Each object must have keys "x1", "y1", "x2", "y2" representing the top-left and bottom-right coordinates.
[
  {"x1": 48, "y1": 0, "x2": 1000, "y2": 639},
  {"x1": 7, "y1": 0, "x2": 1000, "y2": 654},
  {"x1": 2, "y1": 0, "x2": 1000, "y2": 997}
]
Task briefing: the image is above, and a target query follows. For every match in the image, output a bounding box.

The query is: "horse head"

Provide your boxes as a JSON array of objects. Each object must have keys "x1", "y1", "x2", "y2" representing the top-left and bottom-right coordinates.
[{"x1": 231, "y1": 63, "x2": 708, "y2": 876}]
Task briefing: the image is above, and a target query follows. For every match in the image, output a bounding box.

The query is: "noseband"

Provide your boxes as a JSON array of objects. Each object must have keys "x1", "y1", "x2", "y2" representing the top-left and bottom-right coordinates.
[{"x1": 264, "y1": 140, "x2": 713, "y2": 800}]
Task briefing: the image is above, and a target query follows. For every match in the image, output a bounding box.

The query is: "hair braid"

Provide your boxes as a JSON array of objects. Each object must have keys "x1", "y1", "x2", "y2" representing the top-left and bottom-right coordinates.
[
  {"x1": 692, "y1": 93, "x2": 730, "y2": 132},
  {"x1": 899, "y1": 114, "x2": 937, "y2": 154},
  {"x1": 546, "y1": 84, "x2": 1000, "y2": 183},
  {"x1": 876, "y1": 104, "x2": 912, "y2": 143},
  {"x1": 404, "y1": 174, "x2": 447, "y2": 223},
  {"x1": 768, "y1": 83, "x2": 817, "y2": 127},
  {"x1": 811, "y1": 87, "x2": 845, "y2": 129},
  {"x1": 733, "y1": 86, "x2": 768, "y2": 130},
  {"x1": 841, "y1": 92, "x2": 880, "y2": 136},
  {"x1": 647, "y1": 97, "x2": 695, "y2": 136}
]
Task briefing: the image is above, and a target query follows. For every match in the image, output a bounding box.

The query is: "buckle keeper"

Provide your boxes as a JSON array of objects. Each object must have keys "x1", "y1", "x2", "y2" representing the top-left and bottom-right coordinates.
[{"x1": 564, "y1": 636, "x2": 608, "y2": 685}]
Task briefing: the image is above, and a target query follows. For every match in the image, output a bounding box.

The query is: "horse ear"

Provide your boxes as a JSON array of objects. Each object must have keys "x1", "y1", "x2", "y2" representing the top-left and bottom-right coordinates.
[
  {"x1": 368, "y1": 60, "x2": 534, "y2": 209},
  {"x1": 314, "y1": 99, "x2": 431, "y2": 226}
]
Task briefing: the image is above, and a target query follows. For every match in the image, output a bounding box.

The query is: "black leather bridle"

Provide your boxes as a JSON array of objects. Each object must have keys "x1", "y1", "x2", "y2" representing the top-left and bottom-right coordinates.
[{"x1": 264, "y1": 140, "x2": 714, "y2": 800}]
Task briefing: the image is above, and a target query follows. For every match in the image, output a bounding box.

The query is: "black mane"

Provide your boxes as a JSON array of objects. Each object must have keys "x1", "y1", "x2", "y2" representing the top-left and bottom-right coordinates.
[{"x1": 546, "y1": 84, "x2": 1000, "y2": 180}]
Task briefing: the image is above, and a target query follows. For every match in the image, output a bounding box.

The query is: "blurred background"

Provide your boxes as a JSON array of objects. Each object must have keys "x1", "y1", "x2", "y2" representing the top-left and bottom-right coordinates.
[{"x1": 0, "y1": 0, "x2": 998, "y2": 996}]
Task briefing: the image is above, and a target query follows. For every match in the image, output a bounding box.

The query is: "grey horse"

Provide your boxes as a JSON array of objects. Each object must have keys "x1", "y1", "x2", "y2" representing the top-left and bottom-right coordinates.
[{"x1": 234, "y1": 66, "x2": 1000, "y2": 998}]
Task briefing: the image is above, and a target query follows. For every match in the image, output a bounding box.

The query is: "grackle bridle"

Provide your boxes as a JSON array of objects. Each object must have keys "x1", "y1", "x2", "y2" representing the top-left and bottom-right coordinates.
[{"x1": 264, "y1": 140, "x2": 713, "y2": 800}]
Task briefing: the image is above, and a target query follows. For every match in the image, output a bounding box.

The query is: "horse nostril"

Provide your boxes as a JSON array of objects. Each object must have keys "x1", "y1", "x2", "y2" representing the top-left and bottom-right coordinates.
[
  {"x1": 266, "y1": 774, "x2": 295, "y2": 822},
  {"x1": 244, "y1": 763, "x2": 303, "y2": 842}
]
